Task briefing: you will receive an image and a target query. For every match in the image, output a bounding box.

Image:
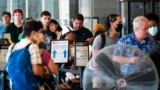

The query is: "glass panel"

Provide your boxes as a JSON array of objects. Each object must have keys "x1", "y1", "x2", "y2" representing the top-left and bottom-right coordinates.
[
  {"x1": 124, "y1": 1, "x2": 159, "y2": 34},
  {"x1": 154, "y1": 2, "x2": 160, "y2": 27},
  {"x1": 59, "y1": 0, "x2": 70, "y2": 26},
  {"x1": 11, "y1": 0, "x2": 26, "y2": 18},
  {"x1": 79, "y1": 0, "x2": 92, "y2": 31},
  {"x1": 0, "y1": 0, "x2": 7, "y2": 22},
  {"x1": 28, "y1": 0, "x2": 42, "y2": 20},
  {"x1": 130, "y1": 2, "x2": 145, "y2": 24},
  {"x1": 44, "y1": 0, "x2": 55, "y2": 19},
  {"x1": 0, "y1": 0, "x2": 93, "y2": 31}
]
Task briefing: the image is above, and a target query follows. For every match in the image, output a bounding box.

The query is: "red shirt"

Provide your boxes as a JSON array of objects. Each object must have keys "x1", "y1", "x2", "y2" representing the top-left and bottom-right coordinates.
[{"x1": 42, "y1": 49, "x2": 50, "y2": 66}]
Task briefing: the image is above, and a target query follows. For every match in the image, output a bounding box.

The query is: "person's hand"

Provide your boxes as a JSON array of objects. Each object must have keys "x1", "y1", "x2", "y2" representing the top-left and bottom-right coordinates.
[
  {"x1": 71, "y1": 64, "x2": 77, "y2": 70},
  {"x1": 42, "y1": 66, "x2": 49, "y2": 76},
  {"x1": 86, "y1": 37, "x2": 93, "y2": 44},
  {"x1": 69, "y1": 56, "x2": 74, "y2": 61},
  {"x1": 157, "y1": 41, "x2": 160, "y2": 46},
  {"x1": 129, "y1": 56, "x2": 140, "y2": 63}
]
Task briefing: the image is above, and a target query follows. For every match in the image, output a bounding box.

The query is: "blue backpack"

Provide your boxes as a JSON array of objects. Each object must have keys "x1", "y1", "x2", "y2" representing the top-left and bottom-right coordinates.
[{"x1": 7, "y1": 43, "x2": 41, "y2": 90}]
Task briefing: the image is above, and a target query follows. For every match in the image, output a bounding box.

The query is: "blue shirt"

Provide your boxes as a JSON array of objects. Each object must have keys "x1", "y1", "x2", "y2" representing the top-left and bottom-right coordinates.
[
  {"x1": 116, "y1": 33, "x2": 157, "y2": 75},
  {"x1": 0, "y1": 24, "x2": 6, "y2": 38}
]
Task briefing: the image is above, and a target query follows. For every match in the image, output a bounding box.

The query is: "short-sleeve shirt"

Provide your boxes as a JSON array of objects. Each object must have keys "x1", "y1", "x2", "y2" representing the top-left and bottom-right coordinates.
[
  {"x1": 74, "y1": 27, "x2": 93, "y2": 42},
  {"x1": 92, "y1": 32, "x2": 119, "y2": 50},
  {"x1": 42, "y1": 49, "x2": 51, "y2": 66},
  {"x1": 116, "y1": 33, "x2": 158, "y2": 75},
  {"x1": 6, "y1": 38, "x2": 42, "y2": 65},
  {"x1": 0, "y1": 24, "x2": 6, "y2": 38},
  {"x1": 5, "y1": 23, "x2": 23, "y2": 43},
  {"x1": 43, "y1": 29, "x2": 56, "y2": 51},
  {"x1": 117, "y1": 33, "x2": 157, "y2": 53}
]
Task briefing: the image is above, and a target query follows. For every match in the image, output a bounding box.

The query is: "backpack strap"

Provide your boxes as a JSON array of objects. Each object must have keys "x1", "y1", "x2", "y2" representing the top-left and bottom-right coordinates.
[
  {"x1": 100, "y1": 32, "x2": 106, "y2": 49},
  {"x1": 11, "y1": 43, "x2": 31, "y2": 51},
  {"x1": 25, "y1": 43, "x2": 32, "y2": 49},
  {"x1": 4, "y1": 43, "x2": 31, "y2": 70},
  {"x1": 11, "y1": 43, "x2": 16, "y2": 52}
]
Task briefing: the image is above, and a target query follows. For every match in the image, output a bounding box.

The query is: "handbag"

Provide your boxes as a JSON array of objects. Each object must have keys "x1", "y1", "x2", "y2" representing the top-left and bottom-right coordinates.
[{"x1": 41, "y1": 67, "x2": 57, "y2": 90}]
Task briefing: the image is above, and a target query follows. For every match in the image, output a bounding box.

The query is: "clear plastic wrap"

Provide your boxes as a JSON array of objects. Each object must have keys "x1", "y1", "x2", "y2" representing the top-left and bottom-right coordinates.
[{"x1": 83, "y1": 44, "x2": 159, "y2": 90}]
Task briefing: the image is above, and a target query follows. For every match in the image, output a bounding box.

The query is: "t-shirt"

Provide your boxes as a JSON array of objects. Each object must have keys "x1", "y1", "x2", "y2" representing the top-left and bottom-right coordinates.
[
  {"x1": 92, "y1": 32, "x2": 119, "y2": 50},
  {"x1": 74, "y1": 27, "x2": 93, "y2": 42},
  {"x1": 43, "y1": 29, "x2": 56, "y2": 51},
  {"x1": 6, "y1": 38, "x2": 42, "y2": 65},
  {"x1": 42, "y1": 49, "x2": 51, "y2": 66},
  {"x1": 116, "y1": 32, "x2": 158, "y2": 75},
  {"x1": 0, "y1": 24, "x2": 6, "y2": 38},
  {"x1": 5, "y1": 23, "x2": 23, "y2": 43}
]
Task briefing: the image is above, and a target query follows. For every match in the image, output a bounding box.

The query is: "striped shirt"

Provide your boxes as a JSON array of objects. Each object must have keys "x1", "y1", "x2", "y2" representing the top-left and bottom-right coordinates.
[{"x1": 6, "y1": 38, "x2": 42, "y2": 64}]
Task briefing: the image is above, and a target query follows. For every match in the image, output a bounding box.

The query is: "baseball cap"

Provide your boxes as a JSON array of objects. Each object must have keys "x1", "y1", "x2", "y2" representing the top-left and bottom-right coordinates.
[{"x1": 13, "y1": 8, "x2": 23, "y2": 15}]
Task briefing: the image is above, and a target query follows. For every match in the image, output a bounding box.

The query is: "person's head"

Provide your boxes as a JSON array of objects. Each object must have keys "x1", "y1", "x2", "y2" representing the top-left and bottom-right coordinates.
[
  {"x1": 145, "y1": 13, "x2": 159, "y2": 27},
  {"x1": 49, "y1": 19, "x2": 62, "y2": 32},
  {"x1": 93, "y1": 24, "x2": 104, "y2": 38},
  {"x1": 64, "y1": 31, "x2": 76, "y2": 42},
  {"x1": 72, "y1": 13, "x2": 84, "y2": 30},
  {"x1": 23, "y1": 20, "x2": 43, "y2": 43},
  {"x1": 145, "y1": 13, "x2": 159, "y2": 36},
  {"x1": 1, "y1": 11, "x2": 11, "y2": 26},
  {"x1": 13, "y1": 8, "x2": 23, "y2": 23},
  {"x1": 25, "y1": 17, "x2": 34, "y2": 22},
  {"x1": 93, "y1": 23, "x2": 104, "y2": 33},
  {"x1": 40, "y1": 11, "x2": 51, "y2": 27},
  {"x1": 106, "y1": 14, "x2": 122, "y2": 32},
  {"x1": 133, "y1": 16, "x2": 149, "y2": 41}
]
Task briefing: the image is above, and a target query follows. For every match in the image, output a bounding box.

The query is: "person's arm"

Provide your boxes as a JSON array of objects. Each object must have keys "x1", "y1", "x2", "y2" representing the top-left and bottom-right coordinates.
[
  {"x1": 47, "y1": 58, "x2": 58, "y2": 74},
  {"x1": 29, "y1": 44, "x2": 43, "y2": 76},
  {"x1": 86, "y1": 37, "x2": 93, "y2": 44},
  {"x1": 92, "y1": 35, "x2": 102, "y2": 55},
  {"x1": 32, "y1": 64, "x2": 43, "y2": 76},
  {"x1": 112, "y1": 56, "x2": 140, "y2": 64},
  {"x1": 42, "y1": 49, "x2": 58, "y2": 74},
  {"x1": 92, "y1": 49, "x2": 99, "y2": 56}
]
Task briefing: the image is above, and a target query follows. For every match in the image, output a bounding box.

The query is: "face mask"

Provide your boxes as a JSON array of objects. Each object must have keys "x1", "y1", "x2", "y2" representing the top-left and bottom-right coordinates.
[
  {"x1": 149, "y1": 27, "x2": 158, "y2": 36},
  {"x1": 115, "y1": 24, "x2": 123, "y2": 32}
]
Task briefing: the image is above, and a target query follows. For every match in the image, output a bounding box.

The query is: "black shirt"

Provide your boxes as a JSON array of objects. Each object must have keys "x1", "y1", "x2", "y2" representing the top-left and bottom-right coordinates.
[
  {"x1": 42, "y1": 29, "x2": 56, "y2": 51},
  {"x1": 5, "y1": 23, "x2": 23, "y2": 43},
  {"x1": 74, "y1": 27, "x2": 93, "y2": 42}
]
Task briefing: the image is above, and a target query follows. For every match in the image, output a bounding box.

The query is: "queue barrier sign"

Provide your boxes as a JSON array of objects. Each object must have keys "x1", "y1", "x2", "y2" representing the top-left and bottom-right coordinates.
[
  {"x1": 51, "y1": 40, "x2": 69, "y2": 63},
  {"x1": 75, "y1": 41, "x2": 89, "y2": 67}
]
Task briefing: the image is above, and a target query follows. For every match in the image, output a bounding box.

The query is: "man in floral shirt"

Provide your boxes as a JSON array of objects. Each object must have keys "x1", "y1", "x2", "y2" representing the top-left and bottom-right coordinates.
[{"x1": 114, "y1": 16, "x2": 157, "y2": 75}]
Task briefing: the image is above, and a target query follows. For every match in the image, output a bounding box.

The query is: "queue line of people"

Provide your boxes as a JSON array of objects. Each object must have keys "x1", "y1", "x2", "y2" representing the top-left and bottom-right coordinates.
[
  {"x1": 0, "y1": 8, "x2": 93, "y2": 89},
  {"x1": 1, "y1": 8, "x2": 160, "y2": 89}
]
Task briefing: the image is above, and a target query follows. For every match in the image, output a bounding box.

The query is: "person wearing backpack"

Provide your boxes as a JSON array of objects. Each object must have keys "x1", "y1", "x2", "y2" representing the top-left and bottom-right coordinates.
[
  {"x1": 92, "y1": 14, "x2": 123, "y2": 56},
  {"x1": 91, "y1": 14, "x2": 123, "y2": 88},
  {"x1": 5, "y1": 21, "x2": 44, "y2": 90}
]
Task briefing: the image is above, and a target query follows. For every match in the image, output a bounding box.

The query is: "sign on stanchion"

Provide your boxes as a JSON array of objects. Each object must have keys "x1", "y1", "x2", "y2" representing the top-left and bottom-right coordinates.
[
  {"x1": 75, "y1": 41, "x2": 89, "y2": 67},
  {"x1": 50, "y1": 40, "x2": 69, "y2": 63},
  {"x1": 0, "y1": 45, "x2": 9, "y2": 63}
]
